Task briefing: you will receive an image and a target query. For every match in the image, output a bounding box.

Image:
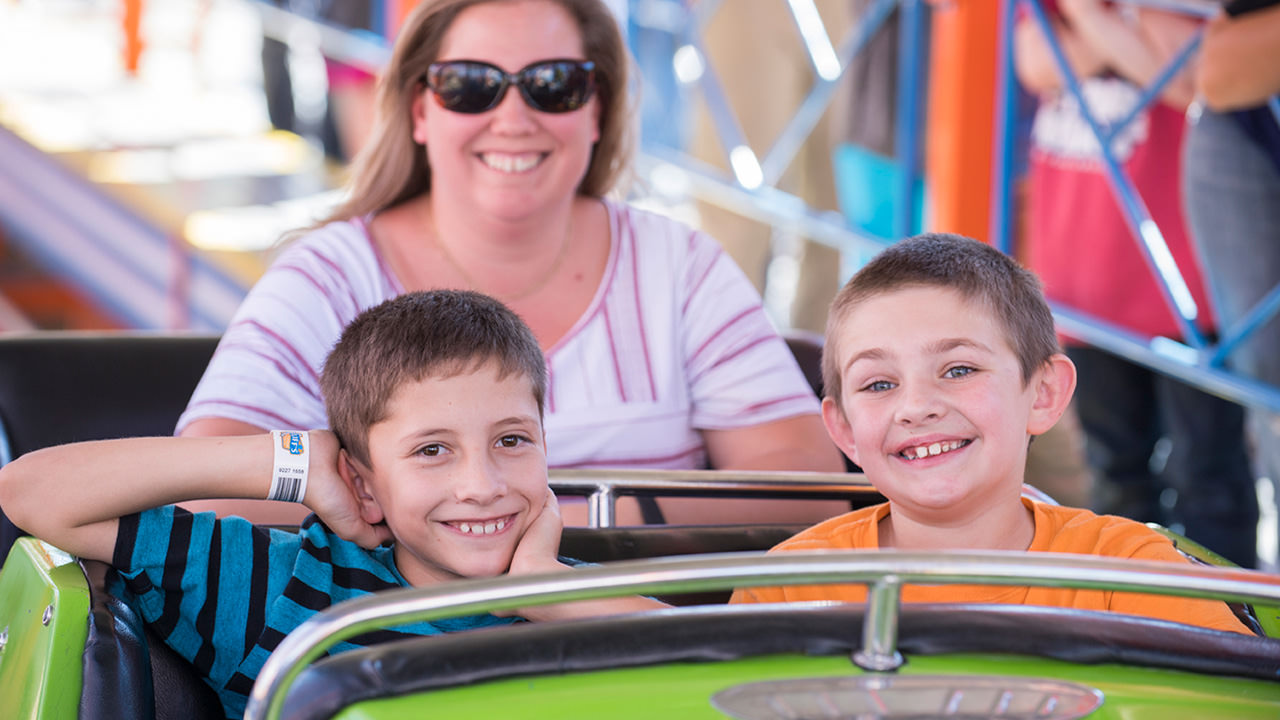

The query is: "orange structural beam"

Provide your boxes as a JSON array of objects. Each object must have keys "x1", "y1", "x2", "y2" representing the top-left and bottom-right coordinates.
[
  {"x1": 122, "y1": 0, "x2": 144, "y2": 76},
  {"x1": 925, "y1": 1, "x2": 998, "y2": 242}
]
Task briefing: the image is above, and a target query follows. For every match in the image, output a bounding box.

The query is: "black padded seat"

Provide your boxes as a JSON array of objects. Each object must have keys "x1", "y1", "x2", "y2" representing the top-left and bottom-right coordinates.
[
  {"x1": 561, "y1": 524, "x2": 805, "y2": 604},
  {"x1": 281, "y1": 603, "x2": 1280, "y2": 720},
  {"x1": 0, "y1": 332, "x2": 220, "y2": 560},
  {"x1": 79, "y1": 559, "x2": 224, "y2": 720}
]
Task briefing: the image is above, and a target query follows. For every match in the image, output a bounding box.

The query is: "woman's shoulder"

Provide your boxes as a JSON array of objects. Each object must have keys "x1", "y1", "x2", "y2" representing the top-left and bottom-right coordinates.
[
  {"x1": 271, "y1": 217, "x2": 376, "y2": 263},
  {"x1": 606, "y1": 198, "x2": 707, "y2": 242},
  {"x1": 604, "y1": 198, "x2": 724, "y2": 266},
  {"x1": 251, "y1": 216, "x2": 394, "y2": 305}
]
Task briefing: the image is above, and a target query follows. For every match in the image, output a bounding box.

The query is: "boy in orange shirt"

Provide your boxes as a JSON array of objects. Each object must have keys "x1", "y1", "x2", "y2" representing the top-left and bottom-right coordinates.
[{"x1": 730, "y1": 233, "x2": 1250, "y2": 634}]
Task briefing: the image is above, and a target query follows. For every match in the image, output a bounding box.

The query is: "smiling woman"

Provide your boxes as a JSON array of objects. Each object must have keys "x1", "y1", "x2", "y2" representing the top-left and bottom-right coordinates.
[{"x1": 174, "y1": 0, "x2": 845, "y2": 528}]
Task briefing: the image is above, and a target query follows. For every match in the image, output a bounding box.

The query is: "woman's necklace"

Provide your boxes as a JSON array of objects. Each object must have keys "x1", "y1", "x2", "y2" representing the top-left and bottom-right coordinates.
[{"x1": 425, "y1": 204, "x2": 573, "y2": 303}]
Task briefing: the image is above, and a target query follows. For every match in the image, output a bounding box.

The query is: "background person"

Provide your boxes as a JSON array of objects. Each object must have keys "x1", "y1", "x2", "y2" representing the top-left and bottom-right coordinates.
[
  {"x1": 1182, "y1": 0, "x2": 1280, "y2": 568},
  {"x1": 1013, "y1": 0, "x2": 1258, "y2": 567},
  {"x1": 178, "y1": 0, "x2": 846, "y2": 527}
]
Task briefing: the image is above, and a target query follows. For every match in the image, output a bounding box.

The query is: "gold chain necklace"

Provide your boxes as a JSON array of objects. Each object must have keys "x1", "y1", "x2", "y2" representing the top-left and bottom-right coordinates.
[{"x1": 424, "y1": 203, "x2": 573, "y2": 303}]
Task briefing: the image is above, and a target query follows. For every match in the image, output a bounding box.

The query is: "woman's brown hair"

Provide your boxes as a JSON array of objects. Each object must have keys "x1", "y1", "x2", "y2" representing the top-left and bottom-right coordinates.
[{"x1": 322, "y1": 0, "x2": 632, "y2": 225}]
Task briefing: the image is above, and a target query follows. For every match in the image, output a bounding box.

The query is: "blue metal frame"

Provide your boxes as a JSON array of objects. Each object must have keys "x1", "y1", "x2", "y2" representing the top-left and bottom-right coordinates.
[
  {"x1": 893, "y1": 0, "x2": 923, "y2": 241},
  {"x1": 998, "y1": 0, "x2": 1280, "y2": 413},
  {"x1": 1021, "y1": 0, "x2": 1206, "y2": 350},
  {"x1": 990, "y1": 0, "x2": 1018, "y2": 255},
  {"x1": 9, "y1": 0, "x2": 1280, "y2": 415}
]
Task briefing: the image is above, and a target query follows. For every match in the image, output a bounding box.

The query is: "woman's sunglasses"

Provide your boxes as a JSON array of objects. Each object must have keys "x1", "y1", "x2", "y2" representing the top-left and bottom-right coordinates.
[{"x1": 425, "y1": 59, "x2": 597, "y2": 114}]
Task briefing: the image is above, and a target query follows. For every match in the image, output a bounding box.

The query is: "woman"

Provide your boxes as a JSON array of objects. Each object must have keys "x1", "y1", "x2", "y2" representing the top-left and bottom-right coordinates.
[{"x1": 179, "y1": 0, "x2": 845, "y2": 525}]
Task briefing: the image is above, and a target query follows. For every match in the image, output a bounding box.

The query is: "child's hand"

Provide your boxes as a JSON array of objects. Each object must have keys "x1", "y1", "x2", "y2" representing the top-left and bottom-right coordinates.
[
  {"x1": 507, "y1": 489, "x2": 565, "y2": 577},
  {"x1": 304, "y1": 431, "x2": 394, "y2": 549}
]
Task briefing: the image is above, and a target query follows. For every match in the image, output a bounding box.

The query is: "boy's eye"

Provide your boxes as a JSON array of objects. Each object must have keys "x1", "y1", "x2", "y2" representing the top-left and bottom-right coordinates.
[
  {"x1": 861, "y1": 380, "x2": 896, "y2": 393},
  {"x1": 497, "y1": 434, "x2": 529, "y2": 448},
  {"x1": 418, "y1": 443, "x2": 445, "y2": 457},
  {"x1": 944, "y1": 365, "x2": 976, "y2": 379}
]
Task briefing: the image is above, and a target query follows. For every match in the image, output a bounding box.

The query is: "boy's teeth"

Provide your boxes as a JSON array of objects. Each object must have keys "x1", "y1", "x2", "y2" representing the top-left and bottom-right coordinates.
[
  {"x1": 457, "y1": 518, "x2": 508, "y2": 535},
  {"x1": 905, "y1": 440, "x2": 964, "y2": 460}
]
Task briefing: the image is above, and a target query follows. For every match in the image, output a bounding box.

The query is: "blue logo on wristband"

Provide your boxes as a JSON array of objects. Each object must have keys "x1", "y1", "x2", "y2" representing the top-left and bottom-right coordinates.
[{"x1": 281, "y1": 432, "x2": 304, "y2": 455}]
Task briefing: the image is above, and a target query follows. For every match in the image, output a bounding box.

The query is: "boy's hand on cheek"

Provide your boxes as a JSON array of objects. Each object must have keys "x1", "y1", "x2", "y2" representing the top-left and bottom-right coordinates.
[
  {"x1": 507, "y1": 489, "x2": 565, "y2": 577},
  {"x1": 306, "y1": 431, "x2": 394, "y2": 549}
]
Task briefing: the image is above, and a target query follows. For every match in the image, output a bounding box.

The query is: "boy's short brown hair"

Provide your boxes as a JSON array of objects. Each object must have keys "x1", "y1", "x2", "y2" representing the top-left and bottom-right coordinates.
[
  {"x1": 823, "y1": 233, "x2": 1060, "y2": 407},
  {"x1": 321, "y1": 290, "x2": 548, "y2": 467}
]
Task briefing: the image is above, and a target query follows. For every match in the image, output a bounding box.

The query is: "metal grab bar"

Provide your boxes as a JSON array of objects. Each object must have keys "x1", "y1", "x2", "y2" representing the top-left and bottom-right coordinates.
[
  {"x1": 548, "y1": 468, "x2": 1057, "y2": 527},
  {"x1": 550, "y1": 468, "x2": 877, "y2": 527},
  {"x1": 244, "y1": 549, "x2": 1280, "y2": 720}
]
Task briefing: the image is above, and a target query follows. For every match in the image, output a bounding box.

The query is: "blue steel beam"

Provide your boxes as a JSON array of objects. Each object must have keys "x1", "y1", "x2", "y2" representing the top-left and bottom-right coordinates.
[
  {"x1": 759, "y1": 0, "x2": 898, "y2": 188},
  {"x1": 990, "y1": 0, "x2": 1018, "y2": 254},
  {"x1": 1022, "y1": 0, "x2": 1207, "y2": 350},
  {"x1": 893, "y1": 0, "x2": 924, "y2": 241}
]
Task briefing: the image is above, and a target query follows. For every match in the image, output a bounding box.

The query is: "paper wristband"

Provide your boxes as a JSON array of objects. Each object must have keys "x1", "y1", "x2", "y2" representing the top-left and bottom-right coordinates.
[{"x1": 269, "y1": 430, "x2": 309, "y2": 503}]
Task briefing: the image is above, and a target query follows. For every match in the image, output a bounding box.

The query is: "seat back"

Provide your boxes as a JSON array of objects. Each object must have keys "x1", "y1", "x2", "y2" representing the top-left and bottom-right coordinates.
[
  {"x1": 0, "y1": 332, "x2": 220, "y2": 560},
  {"x1": 782, "y1": 329, "x2": 826, "y2": 400}
]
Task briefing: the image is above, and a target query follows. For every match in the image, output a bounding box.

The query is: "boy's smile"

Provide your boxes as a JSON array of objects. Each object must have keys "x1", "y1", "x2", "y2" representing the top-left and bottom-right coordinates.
[
  {"x1": 352, "y1": 362, "x2": 549, "y2": 586},
  {"x1": 823, "y1": 285, "x2": 1071, "y2": 531}
]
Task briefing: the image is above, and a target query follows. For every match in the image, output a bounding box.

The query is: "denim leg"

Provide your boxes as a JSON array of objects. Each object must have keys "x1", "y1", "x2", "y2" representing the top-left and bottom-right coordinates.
[
  {"x1": 1155, "y1": 374, "x2": 1258, "y2": 568},
  {"x1": 1183, "y1": 107, "x2": 1280, "y2": 562},
  {"x1": 1184, "y1": 109, "x2": 1280, "y2": 384},
  {"x1": 1066, "y1": 347, "x2": 1166, "y2": 524}
]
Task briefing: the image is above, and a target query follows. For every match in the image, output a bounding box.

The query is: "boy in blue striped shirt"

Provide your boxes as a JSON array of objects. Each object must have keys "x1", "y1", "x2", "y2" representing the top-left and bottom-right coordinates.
[{"x1": 0, "y1": 290, "x2": 663, "y2": 718}]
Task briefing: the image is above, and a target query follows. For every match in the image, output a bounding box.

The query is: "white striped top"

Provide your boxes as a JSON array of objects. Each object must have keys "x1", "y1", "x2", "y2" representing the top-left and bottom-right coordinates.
[{"x1": 177, "y1": 199, "x2": 819, "y2": 470}]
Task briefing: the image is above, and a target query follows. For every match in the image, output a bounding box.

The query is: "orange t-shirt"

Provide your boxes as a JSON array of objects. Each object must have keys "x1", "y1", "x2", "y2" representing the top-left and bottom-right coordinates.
[{"x1": 730, "y1": 499, "x2": 1251, "y2": 634}]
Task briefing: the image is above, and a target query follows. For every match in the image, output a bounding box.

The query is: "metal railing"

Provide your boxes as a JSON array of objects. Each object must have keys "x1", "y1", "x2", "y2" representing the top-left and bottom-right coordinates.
[
  {"x1": 547, "y1": 468, "x2": 1060, "y2": 527},
  {"x1": 991, "y1": 0, "x2": 1280, "y2": 413},
  {"x1": 550, "y1": 468, "x2": 878, "y2": 527}
]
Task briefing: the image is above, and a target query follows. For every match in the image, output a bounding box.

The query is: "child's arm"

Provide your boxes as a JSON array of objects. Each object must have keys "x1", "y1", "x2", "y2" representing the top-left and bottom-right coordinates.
[
  {"x1": 503, "y1": 491, "x2": 670, "y2": 620},
  {"x1": 0, "y1": 432, "x2": 391, "y2": 562}
]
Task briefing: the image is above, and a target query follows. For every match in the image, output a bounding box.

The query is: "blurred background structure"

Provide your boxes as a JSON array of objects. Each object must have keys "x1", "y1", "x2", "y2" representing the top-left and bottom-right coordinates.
[{"x1": 0, "y1": 0, "x2": 1275, "y2": 566}]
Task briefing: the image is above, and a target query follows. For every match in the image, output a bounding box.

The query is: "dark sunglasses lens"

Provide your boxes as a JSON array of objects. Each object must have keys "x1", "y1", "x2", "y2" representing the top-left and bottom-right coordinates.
[
  {"x1": 520, "y1": 61, "x2": 595, "y2": 113},
  {"x1": 431, "y1": 62, "x2": 506, "y2": 113}
]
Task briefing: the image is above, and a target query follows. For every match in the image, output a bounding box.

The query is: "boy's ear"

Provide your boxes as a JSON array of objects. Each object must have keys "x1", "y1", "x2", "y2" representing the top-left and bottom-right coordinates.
[
  {"x1": 821, "y1": 396, "x2": 860, "y2": 467},
  {"x1": 1027, "y1": 353, "x2": 1077, "y2": 436},
  {"x1": 338, "y1": 449, "x2": 386, "y2": 525}
]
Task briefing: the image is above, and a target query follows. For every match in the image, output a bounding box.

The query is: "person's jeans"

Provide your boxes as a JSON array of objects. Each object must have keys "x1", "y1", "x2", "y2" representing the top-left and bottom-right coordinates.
[
  {"x1": 1069, "y1": 346, "x2": 1258, "y2": 568},
  {"x1": 1183, "y1": 106, "x2": 1280, "y2": 562}
]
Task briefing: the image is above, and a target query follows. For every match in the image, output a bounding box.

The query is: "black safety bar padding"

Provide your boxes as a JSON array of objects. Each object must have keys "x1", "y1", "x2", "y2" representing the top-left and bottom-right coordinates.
[
  {"x1": 282, "y1": 603, "x2": 1280, "y2": 720},
  {"x1": 559, "y1": 524, "x2": 806, "y2": 604}
]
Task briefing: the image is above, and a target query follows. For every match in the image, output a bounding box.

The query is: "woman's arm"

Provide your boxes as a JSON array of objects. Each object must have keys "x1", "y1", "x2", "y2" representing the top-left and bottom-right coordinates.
[
  {"x1": 703, "y1": 414, "x2": 844, "y2": 472},
  {"x1": 1197, "y1": 5, "x2": 1280, "y2": 110},
  {"x1": 653, "y1": 416, "x2": 851, "y2": 527}
]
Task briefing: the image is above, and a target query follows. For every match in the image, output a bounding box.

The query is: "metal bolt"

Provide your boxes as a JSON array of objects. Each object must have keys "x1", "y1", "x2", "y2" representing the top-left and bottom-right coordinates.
[{"x1": 42, "y1": 604, "x2": 53, "y2": 626}]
